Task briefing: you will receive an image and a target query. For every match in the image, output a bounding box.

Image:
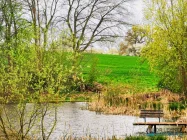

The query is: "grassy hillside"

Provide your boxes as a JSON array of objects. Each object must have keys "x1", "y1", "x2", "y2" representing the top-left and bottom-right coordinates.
[{"x1": 82, "y1": 53, "x2": 159, "y2": 91}]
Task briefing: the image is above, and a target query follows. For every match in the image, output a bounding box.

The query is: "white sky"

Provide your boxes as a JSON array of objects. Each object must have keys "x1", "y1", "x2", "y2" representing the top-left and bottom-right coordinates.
[
  {"x1": 93, "y1": 0, "x2": 144, "y2": 53},
  {"x1": 131, "y1": 0, "x2": 144, "y2": 25}
]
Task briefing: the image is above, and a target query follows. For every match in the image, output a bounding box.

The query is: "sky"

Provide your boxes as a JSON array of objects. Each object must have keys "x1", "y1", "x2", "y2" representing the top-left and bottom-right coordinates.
[
  {"x1": 131, "y1": 0, "x2": 144, "y2": 25},
  {"x1": 94, "y1": 0, "x2": 144, "y2": 53},
  {"x1": 22, "y1": 0, "x2": 144, "y2": 53},
  {"x1": 36, "y1": 0, "x2": 145, "y2": 53}
]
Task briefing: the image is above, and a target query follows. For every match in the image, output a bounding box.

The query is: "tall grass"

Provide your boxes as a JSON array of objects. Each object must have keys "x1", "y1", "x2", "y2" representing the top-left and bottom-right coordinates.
[{"x1": 125, "y1": 135, "x2": 167, "y2": 140}]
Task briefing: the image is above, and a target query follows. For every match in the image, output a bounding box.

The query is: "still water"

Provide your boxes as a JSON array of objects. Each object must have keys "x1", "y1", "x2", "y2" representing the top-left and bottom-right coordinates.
[
  {"x1": 50, "y1": 102, "x2": 151, "y2": 139},
  {"x1": 3, "y1": 102, "x2": 162, "y2": 139}
]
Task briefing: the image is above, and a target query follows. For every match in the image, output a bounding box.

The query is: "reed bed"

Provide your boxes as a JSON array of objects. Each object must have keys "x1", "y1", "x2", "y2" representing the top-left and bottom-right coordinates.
[{"x1": 89, "y1": 85, "x2": 187, "y2": 119}]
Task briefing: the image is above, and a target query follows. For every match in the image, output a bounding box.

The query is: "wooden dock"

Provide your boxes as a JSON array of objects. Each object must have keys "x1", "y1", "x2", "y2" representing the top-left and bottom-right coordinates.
[
  {"x1": 133, "y1": 122, "x2": 187, "y2": 126},
  {"x1": 134, "y1": 110, "x2": 187, "y2": 133},
  {"x1": 133, "y1": 122, "x2": 187, "y2": 133}
]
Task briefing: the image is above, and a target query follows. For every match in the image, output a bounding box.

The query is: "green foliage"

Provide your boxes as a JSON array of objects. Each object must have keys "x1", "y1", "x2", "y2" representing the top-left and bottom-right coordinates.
[
  {"x1": 142, "y1": 0, "x2": 187, "y2": 94},
  {"x1": 118, "y1": 25, "x2": 146, "y2": 56},
  {"x1": 125, "y1": 136, "x2": 147, "y2": 140},
  {"x1": 0, "y1": 1, "x2": 86, "y2": 138},
  {"x1": 87, "y1": 57, "x2": 99, "y2": 84},
  {"x1": 0, "y1": 25, "x2": 60, "y2": 139},
  {"x1": 149, "y1": 135, "x2": 167, "y2": 140},
  {"x1": 169, "y1": 102, "x2": 186, "y2": 111},
  {"x1": 0, "y1": 25, "x2": 82, "y2": 104},
  {"x1": 127, "y1": 25, "x2": 146, "y2": 45},
  {"x1": 0, "y1": 2, "x2": 82, "y2": 139},
  {"x1": 125, "y1": 135, "x2": 166, "y2": 140}
]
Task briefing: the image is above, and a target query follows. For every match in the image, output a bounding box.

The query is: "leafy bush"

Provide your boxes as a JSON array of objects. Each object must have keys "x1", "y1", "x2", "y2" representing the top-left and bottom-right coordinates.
[
  {"x1": 141, "y1": 0, "x2": 187, "y2": 94},
  {"x1": 87, "y1": 57, "x2": 99, "y2": 84},
  {"x1": 169, "y1": 102, "x2": 186, "y2": 111}
]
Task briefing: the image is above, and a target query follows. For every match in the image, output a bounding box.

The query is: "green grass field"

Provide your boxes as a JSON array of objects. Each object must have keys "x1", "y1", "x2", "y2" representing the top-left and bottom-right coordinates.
[{"x1": 82, "y1": 53, "x2": 159, "y2": 91}]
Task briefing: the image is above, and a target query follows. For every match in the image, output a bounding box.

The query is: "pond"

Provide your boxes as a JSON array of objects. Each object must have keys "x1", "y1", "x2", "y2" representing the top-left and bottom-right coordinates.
[
  {"x1": 50, "y1": 102, "x2": 151, "y2": 139},
  {"x1": 2, "y1": 102, "x2": 176, "y2": 139}
]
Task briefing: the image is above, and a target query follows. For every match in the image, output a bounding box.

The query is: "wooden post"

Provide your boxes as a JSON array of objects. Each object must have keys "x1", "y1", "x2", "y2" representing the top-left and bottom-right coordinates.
[{"x1": 154, "y1": 125, "x2": 156, "y2": 133}]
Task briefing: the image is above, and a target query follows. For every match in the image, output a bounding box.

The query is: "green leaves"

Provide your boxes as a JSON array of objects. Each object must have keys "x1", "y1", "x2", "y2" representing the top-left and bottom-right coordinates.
[
  {"x1": 142, "y1": 0, "x2": 187, "y2": 94},
  {"x1": 0, "y1": 24, "x2": 83, "y2": 103}
]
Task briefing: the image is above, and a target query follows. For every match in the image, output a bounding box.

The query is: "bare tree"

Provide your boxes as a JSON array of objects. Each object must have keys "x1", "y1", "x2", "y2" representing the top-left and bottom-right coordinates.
[
  {"x1": 62, "y1": 0, "x2": 130, "y2": 53},
  {"x1": 0, "y1": 103, "x2": 57, "y2": 140},
  {"x1": 118, "y1": 42, "x2": 128, "y2": 55},
  {"x1": 23, "y1": 0, "x2": 60, "y2": 48}
]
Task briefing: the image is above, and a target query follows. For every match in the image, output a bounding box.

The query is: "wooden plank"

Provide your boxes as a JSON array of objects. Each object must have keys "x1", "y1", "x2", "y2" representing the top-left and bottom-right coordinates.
[
  {"x1": 140, "y1": 114, "x2": 163, "y2": 117},
  {"x1": 141, "y1": 110, "x2": 163, "y2": 113},
  {"x1": 140, "y1": 116, "x2": 163, "y2": 118},
  {"x1": 141, "y1": 112, "x2": 164, "y2": 114},
  {"x1": 140, "y1": 113, "x2": 164, "y2": 115},
  {"x1": 133, "y1": 122, "x2": 187, "y2": 125},
  {"x1": 140, "y1": 110, "x2": 164, "y2": 119},
  {"x1": 140, "y1": 114, "x2": 163, "y2": 116},
  {"x1": 140, "y1": 114, "x2": 164, "y2": 118},
  {"x1": 141, "y1": 110, "x2": 163, "y2": 112}
]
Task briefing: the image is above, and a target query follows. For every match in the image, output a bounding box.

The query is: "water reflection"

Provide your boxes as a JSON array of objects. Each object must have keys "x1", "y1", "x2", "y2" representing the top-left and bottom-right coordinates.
[
  {"x1": 2, "y1": 102, "x2": 157, "y2": 139},
  {"x1": 52, "y1": 102, "x2": 148, "y2": 139}
]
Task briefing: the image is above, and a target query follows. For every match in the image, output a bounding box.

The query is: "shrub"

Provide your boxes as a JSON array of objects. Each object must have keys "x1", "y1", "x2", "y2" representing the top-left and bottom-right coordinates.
[
  {"x1": 169, "y1": 102, "x2": 186, "y2": 111},
  {"x1": 87, "y1": 57, "x2": 99, "y2": 84}
]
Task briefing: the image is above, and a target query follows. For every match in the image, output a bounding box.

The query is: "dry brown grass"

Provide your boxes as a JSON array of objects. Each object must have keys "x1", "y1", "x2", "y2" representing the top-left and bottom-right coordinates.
[
  {"x1": 89, "y1": 88, "x2": 186, "y2": 118},
  {"x1": 167, "y1": 136, "x2": 187, "y2": 140}
]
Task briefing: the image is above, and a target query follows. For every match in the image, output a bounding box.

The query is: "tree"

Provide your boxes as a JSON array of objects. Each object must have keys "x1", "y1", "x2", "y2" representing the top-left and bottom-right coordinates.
[
  {"x1": 119, "y1": 25, "x2": 146, "y2": 55},
  {"x1": 0, "y1": 0, "x2": 29, "y2": 73},
  {"x1": 141, "y1": 0, "x2": 187, "y2": 95},
  {"x1": 0, "y1": 0, "x2": 91, "y2": 138},
  {"x1": 23, "y1": 0, "x2": 60, "y2": 48},
  {"x1": 0, "y1": 6, "x2": 79, "y2": 139},
  {"x1": 125, "y1": 25, "x2": 146, "y2": 45},
  {"x1": 62, "y1": 0, "x2": 130, "y2": 53},
  {"x1": 118, "y1": 42, "x2": 128, "y2": 55},
  {"x1": 0, "y1": 0, "x2": 22, "y2": 45}
]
